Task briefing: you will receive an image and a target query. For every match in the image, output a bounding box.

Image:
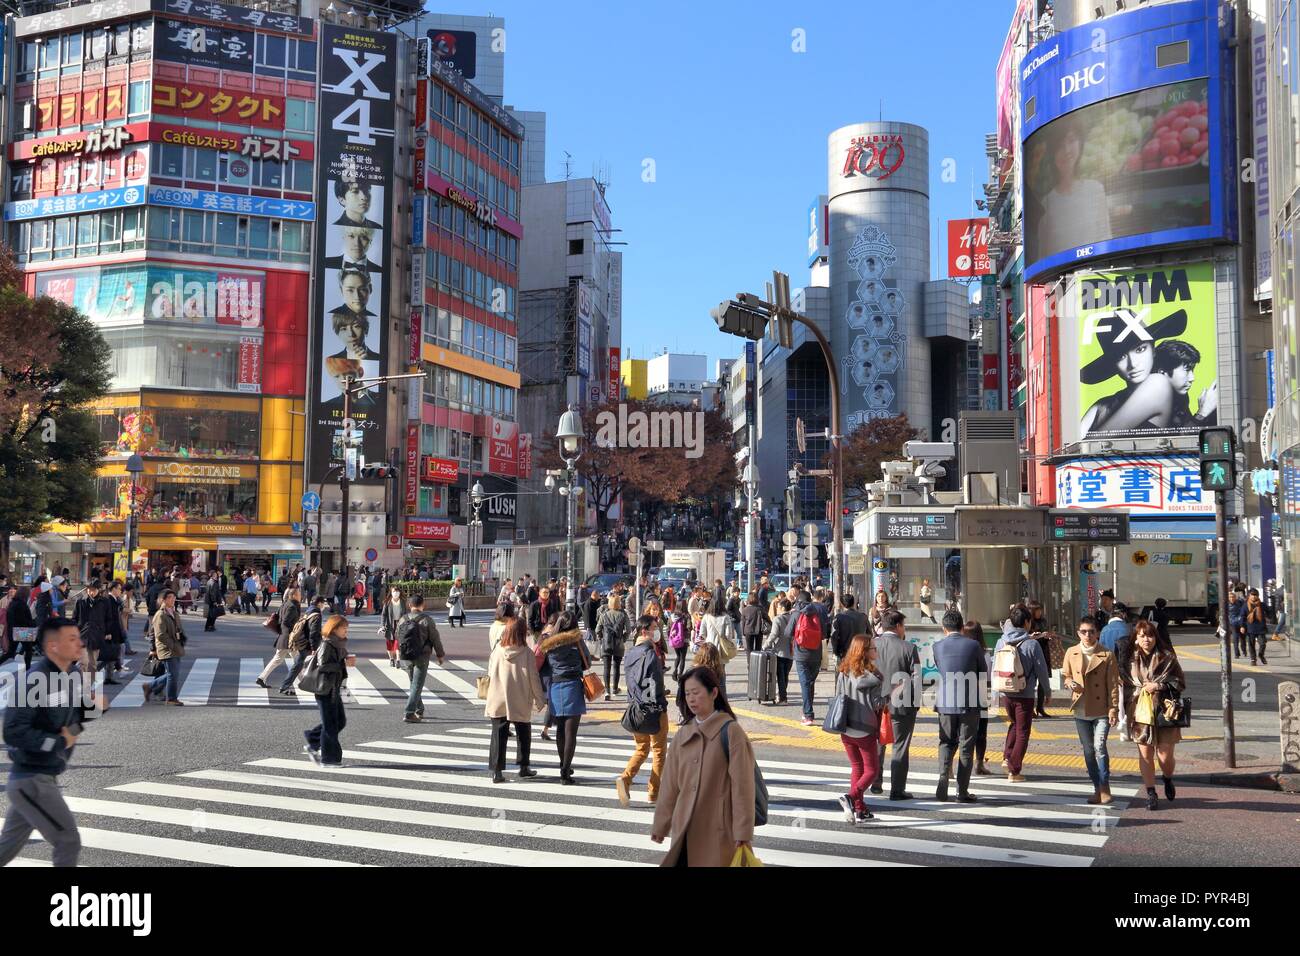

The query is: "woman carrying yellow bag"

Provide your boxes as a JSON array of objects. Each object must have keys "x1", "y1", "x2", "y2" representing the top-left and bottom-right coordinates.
[
  {"x1": 730, "y1": 845, "x2": 763, "y2": 867},
  {"x1": 1126, "y1": 620, "x2": 1185, "y2": 812}
]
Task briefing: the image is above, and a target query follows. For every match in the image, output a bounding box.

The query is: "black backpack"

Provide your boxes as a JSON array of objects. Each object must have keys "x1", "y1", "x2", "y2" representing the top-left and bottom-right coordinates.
[{"x1": 397, "y1": 613, "x2": 428, "y2": 660}]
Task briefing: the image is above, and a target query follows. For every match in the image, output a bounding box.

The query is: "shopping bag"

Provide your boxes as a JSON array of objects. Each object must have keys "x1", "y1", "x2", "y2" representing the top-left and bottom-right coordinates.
[
  {"x1": 729, "y1": 845, "x2": 764, "y2": 867},
  {"x1": 476, "y1": 675, "x2": 491, "y2": 700},
  {"x1": 1133, "y1": 690, "x2": 1155, "y2": 725},
  {"x1": 878, "y1": 709, "x2": 895, "y2": 745}
]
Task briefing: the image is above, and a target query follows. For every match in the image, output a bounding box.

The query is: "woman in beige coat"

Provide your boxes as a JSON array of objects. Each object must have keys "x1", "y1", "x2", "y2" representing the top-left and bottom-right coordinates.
[
  {"x1": 1060, "y1": 616, "x2": 1119, "y2": 804},
  {"x1": 651, "y1": 665, "x2": 755, "y2": 867},
  {"x1": 484, "y1": 616, "x2": 545, "y2": 783}
]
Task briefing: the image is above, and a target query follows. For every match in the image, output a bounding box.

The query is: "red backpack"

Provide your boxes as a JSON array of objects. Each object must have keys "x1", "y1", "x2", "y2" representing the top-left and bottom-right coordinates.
[{"x1": 793, "y1": 608, "x2": 823, "y2": 650}]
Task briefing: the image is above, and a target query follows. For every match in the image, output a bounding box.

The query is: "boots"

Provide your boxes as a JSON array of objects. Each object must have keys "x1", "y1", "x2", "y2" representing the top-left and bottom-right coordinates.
[
  {"x1": 1145, "y1": 787, "x2": 1159, "y2": 810},
  {"x1": 1163, "y1": 776, "x2": 1176, "y2": 801}
]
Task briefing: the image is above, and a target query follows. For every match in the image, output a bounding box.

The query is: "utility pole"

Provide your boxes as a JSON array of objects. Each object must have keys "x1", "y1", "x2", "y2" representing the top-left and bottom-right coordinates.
[{"x1": 1200, "y1": 426, "x2": 1238, "y2": 768}]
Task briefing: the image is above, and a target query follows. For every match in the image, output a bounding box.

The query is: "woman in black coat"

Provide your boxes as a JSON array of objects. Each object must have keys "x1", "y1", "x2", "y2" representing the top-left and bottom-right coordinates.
[
  {"x1": 1, "y1": 587, "x2": 37, "y2": 667},
  {"x1": 256, "y1": 589, "x2": 301, "y2": 689}
]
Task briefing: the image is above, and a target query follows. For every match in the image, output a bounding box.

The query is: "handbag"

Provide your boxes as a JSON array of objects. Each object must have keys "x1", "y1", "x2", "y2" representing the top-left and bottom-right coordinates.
[
  {"x1": 621, "y1": 698, "x2": 663, "y2": 735},
  {"x1": 476, "y1": 675, "x2": 491, "y2": 700},
  {"x1": 717, "y1": 631, "x2": 738, "y2": 662},
  {"x1": 582, "y1": 671, "x2": 605, "y2": 702},
  {"x1": 140, "y1": 655, "x2": 164, "y2": 677},
  {"x1": 878, "y1": 708, "x2": 895, "y2": 745},
  {"x1": 821, "y1": 692, "x2": 849, "y2": 734},
  {"x1": 1133, "y1": 689, "x2": 1156, "y2": 725},
  {"x1": 729, "y1": 845, "x2": 764, "y2": 867},
  {"x1": 1157, "y1": 694, "x2": 1192, "y2": 728},
  {"x1": 297, "y1": 648, "x2": 327, "y2": 695},
  {"x1": 263, "y1": 612, "x2": 280, "y2": 633}
]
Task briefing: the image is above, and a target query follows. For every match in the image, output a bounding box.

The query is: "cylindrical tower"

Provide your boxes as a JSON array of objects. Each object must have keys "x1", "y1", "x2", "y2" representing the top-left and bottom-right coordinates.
[{"x1": 827, "y1": 122, "x2": 931, "y2": 434}]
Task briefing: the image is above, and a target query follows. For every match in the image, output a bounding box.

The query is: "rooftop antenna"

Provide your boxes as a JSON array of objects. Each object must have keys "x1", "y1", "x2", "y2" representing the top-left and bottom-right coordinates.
[{"x1": 562, "y1": 151, "x2": 573, "y2": 180}]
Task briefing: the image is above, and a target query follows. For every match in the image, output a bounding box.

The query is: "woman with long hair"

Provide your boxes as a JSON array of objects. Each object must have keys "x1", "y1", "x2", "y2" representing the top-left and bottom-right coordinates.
[
  {"x1": 1127, "y1": 619, "x2": 1186, "y2": 810},
  {"x1": 690, "y1": 641, "x2": 727, "y2": 701},
  {"x1": 596, "y1": 593, "x2": 630, "y2": 700},
  {"x1": 484, "y1": 614, "x2": 544, "y2": 783},
  {"x1": 698, "y1": 593, "x2": 737, "y2": 657},
  {"x1": 380, "y1": 584, "x2": 405, "y2": 668},
  {"x1": 667, "y1": 604, "x2": 692, "y2": 684},
  {"x1": 661, "y1": 586, "x2": 677, "y2": 615},
  {"x1": 650, "y1": 666, "x2": 755, "y2": 867},
  {"x1": 868, "y1": 589, "x2": 892, "y2": 635},
  {"x1": 304, "y1": 614, "x2": 355, "y2": 767},
  {"x1": 536, "y1": 609, "x2": 588, "y2": 783},
  {"x1": 835, "y1": 633, "x2": 885, "y2": 825},
  {"x1": 489, "y1": 601, "x2": 516, "y2": 653},
  {"x1": 446, "y1": 577, "x2": 466, "y2": 628},
  {"x1": 1246, "y1": 588, "x2": 1269, "y2": 665}
]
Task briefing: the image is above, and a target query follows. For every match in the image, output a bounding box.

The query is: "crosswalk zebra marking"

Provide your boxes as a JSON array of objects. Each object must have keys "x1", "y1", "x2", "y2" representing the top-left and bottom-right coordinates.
[
  {"x1": 110, "y1": 779, "x2": 887, "y2": 868},
  {"x1": 368, "y1": 660, "x2": 444, "y2": 705},
  {"x1": 63, "y1": 796, "x2": 641, "y2": 867},
  {"x1": 451, "y1": 659, "x2": 485, "y2": 672},
  {"x1": 30, "y1": 825, "x2": 367, "y2": 867},
  {"x1": 237, "y1": 658, "x2": 271, "y2": 706},
  {"x1": 341, "y1": 663, "x2": 392, "y2": 706},
  {"x1": 179, "y1": 658, "x2": 218, "y2": 706},
  {"x1": 424, "y1": 663, "x2": 482, "y2": 703}
]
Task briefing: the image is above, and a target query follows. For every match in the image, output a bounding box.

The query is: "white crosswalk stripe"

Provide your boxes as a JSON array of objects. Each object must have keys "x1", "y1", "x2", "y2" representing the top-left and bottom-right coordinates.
[
  {"x1": 10, "y1": 722, "x2": 1130, "y2": 868},
  {"x1": 369, "y1": 659, "x2": 445, "y2": 705}
]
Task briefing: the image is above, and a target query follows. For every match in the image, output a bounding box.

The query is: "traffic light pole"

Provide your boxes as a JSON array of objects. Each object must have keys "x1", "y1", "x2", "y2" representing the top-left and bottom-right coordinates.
[{"x1": 1215, "y1": 489, "x2": 1236, "y2": 768}]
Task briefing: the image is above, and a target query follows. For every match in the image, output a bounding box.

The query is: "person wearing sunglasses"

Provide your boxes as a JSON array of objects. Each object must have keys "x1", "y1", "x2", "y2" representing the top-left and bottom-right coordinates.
[{"x1": 1061, "y1": 618, "x2": 1119, "y2": 805}]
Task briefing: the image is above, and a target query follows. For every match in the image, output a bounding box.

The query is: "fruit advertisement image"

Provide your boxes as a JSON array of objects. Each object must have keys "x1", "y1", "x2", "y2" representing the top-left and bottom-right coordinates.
[{"x1": 1023, "y1": 78, "x2": 1212, "y2": 268}]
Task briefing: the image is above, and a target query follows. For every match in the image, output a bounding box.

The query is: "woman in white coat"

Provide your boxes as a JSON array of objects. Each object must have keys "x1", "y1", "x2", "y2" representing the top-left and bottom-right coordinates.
[{"x1": 447, "y1": 578, "x2": 466, "y2": 628}]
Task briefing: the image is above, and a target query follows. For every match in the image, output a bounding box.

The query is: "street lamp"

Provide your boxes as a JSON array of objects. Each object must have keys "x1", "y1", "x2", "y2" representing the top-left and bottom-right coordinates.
[
  {"x1": 469, "y1": 480, "x2": 485, "y2": 584},
  {"x1": 125, "y1": 453, "x2": 144, "y2": 584},
  {"x1": 555, "y1": 405, "x2": 584, "y2": 609}
]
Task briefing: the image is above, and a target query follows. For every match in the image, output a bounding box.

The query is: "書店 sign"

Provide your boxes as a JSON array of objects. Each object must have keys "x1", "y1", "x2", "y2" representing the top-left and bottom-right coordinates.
[{"x1": 1054, "y1": 457, "x2": 1211, "y2": 517}]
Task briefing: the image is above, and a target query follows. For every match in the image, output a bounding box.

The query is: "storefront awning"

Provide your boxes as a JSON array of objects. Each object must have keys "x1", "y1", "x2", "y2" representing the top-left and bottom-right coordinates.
[
  {"x1": 216, "y1": 536, "x2": 303, "y2": 553},
  {"x1": 1129, "y1": 520, "x2": 1216, "y2": 541}
]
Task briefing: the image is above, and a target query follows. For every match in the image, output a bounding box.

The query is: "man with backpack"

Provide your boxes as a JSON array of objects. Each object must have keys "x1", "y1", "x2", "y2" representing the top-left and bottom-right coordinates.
[
  {"x1": 874, "y1": 609, "x2": 921, "y2": 798},
  {"x1": 993, "y1": 605, "x2": 1052, "y2": 782},
  {"x1": 788, "y1": 590, "x2": 828, "y2": 726},
  {"x1": 397, "y1": 594, "x2": 446, "y2": 723},
  {"x1": 279, "y1": 595, "x2": 328, "y2": 696},
  {"x1": 616, "y1": 616, "x2": 669, "y2": 807}
]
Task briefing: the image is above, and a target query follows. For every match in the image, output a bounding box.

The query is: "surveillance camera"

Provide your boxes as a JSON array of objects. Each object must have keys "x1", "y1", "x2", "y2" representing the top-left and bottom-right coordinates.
[{"x1": 903, "y1": 441, "x2": 956, "y2": 463}]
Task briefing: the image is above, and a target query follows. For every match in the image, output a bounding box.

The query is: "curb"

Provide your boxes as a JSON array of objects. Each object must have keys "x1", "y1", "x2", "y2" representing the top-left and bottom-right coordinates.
[{"x1": 1171, "y1": 770, "x2": 1300, "y2": 792}]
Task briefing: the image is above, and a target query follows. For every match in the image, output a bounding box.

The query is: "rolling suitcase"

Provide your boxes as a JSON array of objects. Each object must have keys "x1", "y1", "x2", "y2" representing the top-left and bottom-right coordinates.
[{"x1": 748, "y1": 651, "x2": 777, "y2": 705}]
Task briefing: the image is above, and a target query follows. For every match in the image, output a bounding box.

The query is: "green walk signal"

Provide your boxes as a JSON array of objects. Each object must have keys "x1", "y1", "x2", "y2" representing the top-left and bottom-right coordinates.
[{"x1": 1198, "y1": 426, "x2": 1236, "y2": 492}]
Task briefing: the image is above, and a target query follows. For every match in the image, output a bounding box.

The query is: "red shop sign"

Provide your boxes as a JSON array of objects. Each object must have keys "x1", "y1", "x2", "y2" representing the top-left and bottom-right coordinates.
[
  {"x1": 422, "y1": 456, "x2": 459, "y2": 483},
  {"x1": 406, "y1": 518, "x2": 452, "y2": 541}
]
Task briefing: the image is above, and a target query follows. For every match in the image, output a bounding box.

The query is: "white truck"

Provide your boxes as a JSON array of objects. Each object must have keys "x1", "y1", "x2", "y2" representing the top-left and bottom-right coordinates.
[
  {"x1": 656, "y1": 548, "x2": 726, "y2": 590},
  {"x1": 1110, "y1": 542, "x2": 1213, "y2": 625}
]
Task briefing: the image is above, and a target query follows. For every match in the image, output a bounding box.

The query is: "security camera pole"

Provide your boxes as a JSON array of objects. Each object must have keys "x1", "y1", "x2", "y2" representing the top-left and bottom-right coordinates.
[
  {"x1": 712, "y1": 271, "x2": 845, "y2": 610},
  {"x1": 338, "y1": 372, "x2": 425, "y2": 569}
]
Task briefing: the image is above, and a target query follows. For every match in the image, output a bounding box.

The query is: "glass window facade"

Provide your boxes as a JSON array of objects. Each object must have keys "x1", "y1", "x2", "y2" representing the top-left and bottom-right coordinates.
[
  {"x1": 101, "y1": 328, "x2": 259, "y2": 392},
  {"x1": 1270, "y1": 0, "x2": 1300, "y2": 611},
  {"x1": 94, "y1": 474, "x2": 257, "y2": 522}
]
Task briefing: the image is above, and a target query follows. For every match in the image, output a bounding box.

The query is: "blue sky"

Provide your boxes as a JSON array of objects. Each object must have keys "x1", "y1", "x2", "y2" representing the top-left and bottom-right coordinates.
[{"x1": 455, "y1": 0, "x2": 1014, "y2": 370}]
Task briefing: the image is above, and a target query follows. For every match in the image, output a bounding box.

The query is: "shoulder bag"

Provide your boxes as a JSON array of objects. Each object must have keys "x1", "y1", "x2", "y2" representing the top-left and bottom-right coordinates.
[
  {"x1": 1156, "y1": 692, "x2": 1192, "y2": 728},
  {"x1": 297, "y1": 646, "x2": 328, "y2": 695},
  {"x1": 263, "y1": 611, "x2": 281, "y2": 633},
  {"x1": 821, "y1": 672, "x2": 850, "y2": 734},
  {"x1": 140, "y1": 654, "x2": 164, "y2": 678},
  {"x1": 721, "y1": 720, "x2": 768, "y2": 827}
]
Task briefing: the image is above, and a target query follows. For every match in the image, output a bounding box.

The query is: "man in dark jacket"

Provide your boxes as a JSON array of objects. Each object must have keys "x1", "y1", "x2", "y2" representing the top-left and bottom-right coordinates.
[
  {"x1": 398, "y1": 594, "x2": 446, "y2": 723},
  {"x1": 830, "y1": 593, "x2": 870, "y2": 661},
  {"x1": 257, "y1": 589, "x2": 301, "y2": 689},
  {"x1": 787, "y1": 590, "x2": 827, "y2": 726},
  {"x1": 931, "y1": 608, "x2": 986, "y2": 802},
  {"x1": 528, "y1": 586, "x2": 560, "y2": 637},
  {"x1": 616, "y1": 617, "x2": 669, "y2": 807},
  {"x1": 204, "y1": 572, "x2": 223, "y2": 632},
  {"x1": 279, "y1": 595, "x2": 328, "y2": 696},
  {"x1": 874, "y1": 608, "x2": 922, "y2": 799},
  {"x1": 73, "y1": 580, "x2": 124, "y2": 686},
  {"x1": 0, "y1": 617, "x2": 90, "y2": 867},
  {"x1": 145, "y1": 574, "x2": 166, "y2": 618}
]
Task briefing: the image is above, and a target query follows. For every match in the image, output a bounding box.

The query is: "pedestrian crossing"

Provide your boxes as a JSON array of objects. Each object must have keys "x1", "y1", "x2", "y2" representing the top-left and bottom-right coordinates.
[
  {"x1": 10, "y1": 723, "x2": 1134, "y2": 868},
  {"x1": 0, "y1": 658, "x2": 486, "y2": 711}
]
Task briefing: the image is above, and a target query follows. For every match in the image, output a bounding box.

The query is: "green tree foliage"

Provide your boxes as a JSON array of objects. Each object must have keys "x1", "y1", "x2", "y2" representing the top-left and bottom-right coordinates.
[{"x1": 0, "y1": 247, "x2": 113, "y2": 567}]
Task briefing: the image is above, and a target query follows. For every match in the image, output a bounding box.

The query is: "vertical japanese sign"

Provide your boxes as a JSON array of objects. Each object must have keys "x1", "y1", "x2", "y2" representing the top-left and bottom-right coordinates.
[
  {"x1": 405, "y1": 423, "x2": 419, "y2": 515},
  {"x1": 489, "y1": 418, "x2": 518, "y2": 476},
  {"x1": 517, "y1": 433, "x2": 533, "y2": 479},
  {"x1": 308, "y1": 23, "x2": 397, "y2": 484},
  {"x1": 607, "y1": 347, "x2": 620, "y2": 402}
]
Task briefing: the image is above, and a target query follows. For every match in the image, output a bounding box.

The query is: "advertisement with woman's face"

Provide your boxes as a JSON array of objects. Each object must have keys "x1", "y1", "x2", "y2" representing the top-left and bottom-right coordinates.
[
  {"x1": 1071, "y1": 262, "x2": 1218, "y2": 441},
  {"x1": 1023, "y1": 79, "x2": 1212, "y2": 272}
]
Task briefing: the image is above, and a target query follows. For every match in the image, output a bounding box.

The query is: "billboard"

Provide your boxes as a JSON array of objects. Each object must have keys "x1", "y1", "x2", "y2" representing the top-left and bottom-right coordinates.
[
  {"x1": 488, "y1": 418, "x2": 518, "y2": 476},
  {"x1": 155, "y1": 19, "x2": 254, "y2": 72},
  {"x1": 947, "y1": 218, "x2": 992, "y2": 277},
  {"x1": 807, "y1": 195, "x2": 828, "y2": 266},
  {"x1": 152, "y1": 80, "x2": 285, "y2": 129},
  {"x1": 308, "y1": 23, "x2": 398, "y2": 484},
  {"x1": 1068, "y1": 262, "x2": 1217, "y2": 442},
  {"x1": 1055, "y1": 456, "x2": 1211, "y2": 516},
  {"x1": 427, "y1": 28, "x2": 477, "y2": 78},
  {"x1": 1020, "y1": 0, "x2": 1229, "y2": 280},
  {"x1": 35, "y1": 264, "x2": 264, "y2": 327}
]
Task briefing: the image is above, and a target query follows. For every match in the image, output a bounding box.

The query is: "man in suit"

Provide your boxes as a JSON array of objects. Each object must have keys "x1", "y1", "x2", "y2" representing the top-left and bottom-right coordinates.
[
  {"x1": 873, "y1": 608, "x2": 921, "y2": 799},
  {"x1": 323, "y1": 225, "x2": 380, "y2": 272},
  {"x1": 931, "y1": 608, "x2": 986, "y2": 802},
  {"x1": 333, "y1": 179, "x2": 382, "y2": 229},
  {"x1": 830, "y1": 592, "x2": 869, "y2": 663}
]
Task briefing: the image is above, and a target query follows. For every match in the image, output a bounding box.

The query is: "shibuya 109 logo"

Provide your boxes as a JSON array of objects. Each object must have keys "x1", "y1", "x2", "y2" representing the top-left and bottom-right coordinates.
[
  {"x1": 593, "y1": 404, "x2": 705, "y2": 459},
  {"x1": 842, "y1": 134, "x2": 906, "y2": 180}
]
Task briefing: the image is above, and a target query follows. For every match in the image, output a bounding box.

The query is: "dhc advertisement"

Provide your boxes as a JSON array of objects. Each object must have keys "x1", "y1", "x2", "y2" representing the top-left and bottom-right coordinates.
[{"x1": 1019, "y1": 0, "x2": 1234, "y2": 281}]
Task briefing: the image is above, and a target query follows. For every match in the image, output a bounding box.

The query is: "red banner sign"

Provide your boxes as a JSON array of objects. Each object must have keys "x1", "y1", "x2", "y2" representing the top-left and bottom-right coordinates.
[
  {"x1": 982, "y1": 354, "x2": 1000, "y2": 391},
  {"x1": 947, "y1": 218, "x2": 992, "y2": 278},
  {"x1": 409, "y1": 308, "x2": 422, "y2": 364},
  {"x1": 488, "y1": 418, "x2": 518, "y2": 476},
  {"x1": 517, "y1": 433, "x2": 533, "y2": 480},
  {"x1": 152, "y1": 81, "x2": 285, "y2": 129},
  {"x1": 405, "y1": 424, "x2": 419, "y2": 515},
  {"x1": 607, "y1": 347, "x2": 621, "y2": 402},
  {"x1": 422, "y1": 456, "x2": 459, "y2": 483},
  {"x1": 406, "y1": 518, "x2": 452, "y2": 541}
]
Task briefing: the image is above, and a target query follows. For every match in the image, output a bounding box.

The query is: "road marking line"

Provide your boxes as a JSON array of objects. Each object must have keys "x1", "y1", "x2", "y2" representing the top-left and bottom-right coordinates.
[
  {"x1": 369, "y1": 660, "x2": 444, "y2": 704},
  {"x1": 237, "y1": 658, "x2": 270, "y2": 706},
  {"x1": 111, "y1": 780, "x2": 882, "y2": 869},
  {"x1": 189, "y1": 767, "x2": 1108, "y2": 848},
  {"x1": 64, "y1": 796, "x2": 641, "y2": 868},
  {"x1": 451, "y1": 659, "x2": 485, "y2": 672},
  {"x1": 340, "y1": 663, "x2": 389, "y2": 706},
  {"x1": 34, "y1": 825, "x2": 366, "y2": 867},
  {"x1": 425, "y1": 663, "x2": 482, "y2": 703},
  {"x1": 179, "y1": 658, "x2": 218, "y2": 706}
]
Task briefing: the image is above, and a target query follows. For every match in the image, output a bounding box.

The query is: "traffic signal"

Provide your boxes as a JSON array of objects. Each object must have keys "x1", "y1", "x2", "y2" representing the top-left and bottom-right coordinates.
[
  {"x1": 783, "y1": 485, "x2": 798, "y2": 528},
  {"x1": 359, "y1": 462, "x2": 397, "y2": 480},
  {"x1": 303, "y1": 527, "x2": 315, "y2": 547},
  {"x1": 1198, "y1": 427, "x2": 1236, "y2": 493},
  {"x1": 711, "y1": 297, "x2": 767, "y2": 340}
]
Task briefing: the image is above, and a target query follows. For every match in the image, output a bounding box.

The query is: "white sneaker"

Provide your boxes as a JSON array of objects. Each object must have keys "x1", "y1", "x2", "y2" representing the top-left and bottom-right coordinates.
[{"x1": 303, "y1": 745, "x2": 321, "y2": 766}]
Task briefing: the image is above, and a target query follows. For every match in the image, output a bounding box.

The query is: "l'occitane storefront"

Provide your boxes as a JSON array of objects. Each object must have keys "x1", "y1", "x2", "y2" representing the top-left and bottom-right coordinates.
[{"x1": 52, "y1": 391, "x2": 307, "y2": 574}]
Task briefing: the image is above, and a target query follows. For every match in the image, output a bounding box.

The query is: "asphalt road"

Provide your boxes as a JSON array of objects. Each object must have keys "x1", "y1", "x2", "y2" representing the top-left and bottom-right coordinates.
[{"x1": 1, "y1": 608, "x2": 1294, "y2": 867}]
